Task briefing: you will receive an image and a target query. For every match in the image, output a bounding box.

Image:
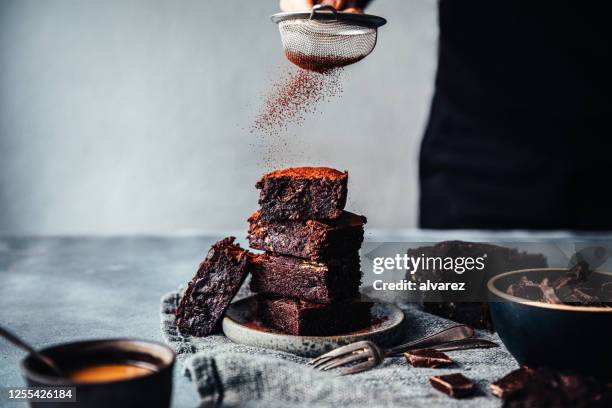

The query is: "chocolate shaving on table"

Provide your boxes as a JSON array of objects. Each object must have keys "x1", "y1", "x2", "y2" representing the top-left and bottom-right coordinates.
[
  {"x1": 490, "y1": 367, "x2": 533, "y2": 399},
  {"x1": 404, "y1": 349, "x2": 453, "y2": 368},
  {"x1": 429, "y1": 373, "x2": 476, "y2": 399},
  {"x1": 492, "y1": 367, "x2": 612, "y2": 407}
]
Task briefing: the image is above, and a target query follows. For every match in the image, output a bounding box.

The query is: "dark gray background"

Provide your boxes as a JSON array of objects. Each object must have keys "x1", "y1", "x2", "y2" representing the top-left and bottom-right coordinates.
[{"x1": 0, "y1": 0, "x2": 437, "y2": 234}]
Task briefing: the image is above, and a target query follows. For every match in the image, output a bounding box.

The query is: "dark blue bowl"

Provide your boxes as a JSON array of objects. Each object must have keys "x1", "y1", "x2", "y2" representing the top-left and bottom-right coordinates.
[
  {"x1": 488, "y1": 268, "x2": 612, "y2": 377},
  {"x1": 21, "y1": 339, "x2": 175, "y2": 408}
]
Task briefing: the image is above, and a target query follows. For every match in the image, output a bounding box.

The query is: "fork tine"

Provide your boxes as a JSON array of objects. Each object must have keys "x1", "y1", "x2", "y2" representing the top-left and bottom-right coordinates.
[
  {"x1": 308, "y1": 348, "x2": 353, "y2": 367},
  {"x1": 307, "y1": 341, "x2": 371, "y2": 366},
  {"x1": 339, "y1": 360, "x2": 376, "y2": 376},
  {"x1": 311, "y1": 353, "x2": 344, "y2": 370},
  {"x1": 318, "y1": 351, "x2": 370, "y2": 371}
]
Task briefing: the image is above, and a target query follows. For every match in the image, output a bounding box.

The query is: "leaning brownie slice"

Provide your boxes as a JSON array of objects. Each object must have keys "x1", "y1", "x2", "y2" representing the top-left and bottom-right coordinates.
[
  {"x1": 256, "y1": 167, "x2": 348, "y2": 221},
  {"x1": 247, "y1": 210, "x2": 366, "y2": 260},
  {"x1": 175, "y1": 237, "x2": 251, "y2": 337},
  {"x1": 250, "y1": 253, "x2": 362, "y2": 303},
  {"x1": 258, "y1": 296, "x2": 372, "y2": 336}
]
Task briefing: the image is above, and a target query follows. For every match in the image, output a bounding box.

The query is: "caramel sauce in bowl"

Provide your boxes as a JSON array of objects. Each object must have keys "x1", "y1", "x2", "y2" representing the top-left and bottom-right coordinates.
[
  {"x1": 21, "y1": 339, "x2": 175, "y2": 408},
  {"x1": 68, "y1": 363, "x2": 156, "y2": 383}
]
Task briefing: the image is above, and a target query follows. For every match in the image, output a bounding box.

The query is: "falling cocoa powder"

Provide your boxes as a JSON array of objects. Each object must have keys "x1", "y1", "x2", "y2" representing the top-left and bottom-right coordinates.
[
  {"x1": 251, "y1": 47, "x2": 370, "y2": 169},
  {"x1": 252, "y1": 66, "x2": 343, "y2": 135},
  {"x1": 251, "y1": 64, "x2": 344, "y2": 168}
]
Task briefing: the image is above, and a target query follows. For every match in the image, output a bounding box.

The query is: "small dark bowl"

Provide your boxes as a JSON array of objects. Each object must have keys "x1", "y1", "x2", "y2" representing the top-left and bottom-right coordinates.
[
  {"x1": 21, "y1": 338, "x2": 175, "y2": 408},
  {"x1": 488, "y1": 268, "x2": 612, "y2": 377}
]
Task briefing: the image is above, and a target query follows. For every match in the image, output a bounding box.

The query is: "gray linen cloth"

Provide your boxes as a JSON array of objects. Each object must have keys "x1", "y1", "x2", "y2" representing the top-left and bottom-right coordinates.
[{"x1": 160, "y1": 286, "x2": 516, "y2": 408}]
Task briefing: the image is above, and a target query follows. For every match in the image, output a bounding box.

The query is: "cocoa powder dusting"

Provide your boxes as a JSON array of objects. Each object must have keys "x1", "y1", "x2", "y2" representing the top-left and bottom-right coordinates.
[
  {"x1": 251, "y1": 64, "x2": 344, "y2": 168},
  {"x1": 285, "y1": 50, "x2": 366, "y2": 72},
  {"x1": 253, "y1": 66, "x2": 343, "y2": 135}
]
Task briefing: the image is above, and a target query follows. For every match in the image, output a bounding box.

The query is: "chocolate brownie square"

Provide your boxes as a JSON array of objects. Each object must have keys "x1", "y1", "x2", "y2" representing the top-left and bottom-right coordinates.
[
  {"x1": 258, "y1": 296, "x2": 372, "y2": 336},
  {"x1": 407, "y1": 241, "x2": 547, "y2": 330},
  {"x1": 175, "y1": 237, "x2": 252, "y2": 337},
  {"x1": 247, "y1": 210, "x2": 366, "y2": 260},
  {"x1": 250, "y1": 253, "x2": 362, "y2": 303},
  {"x1": 256, "y1": 167, "x2": 348, "y2": 221}
]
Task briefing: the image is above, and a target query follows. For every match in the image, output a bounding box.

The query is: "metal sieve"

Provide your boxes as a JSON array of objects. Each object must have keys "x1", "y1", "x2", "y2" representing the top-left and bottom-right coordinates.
[{"x1": 271, "y1": 5, "x2": 387, "y2": 71}]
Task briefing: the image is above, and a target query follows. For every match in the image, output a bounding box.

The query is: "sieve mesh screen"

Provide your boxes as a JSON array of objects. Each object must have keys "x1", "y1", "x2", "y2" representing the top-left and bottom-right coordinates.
[{"x1": 278, "y1": 19, "x2": 377, "y2": 71}]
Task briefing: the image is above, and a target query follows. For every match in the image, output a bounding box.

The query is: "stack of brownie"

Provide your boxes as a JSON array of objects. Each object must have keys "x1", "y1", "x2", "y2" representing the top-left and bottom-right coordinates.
[{"x1": 248, "y1": 167, "x2": 372, "y2": 336}]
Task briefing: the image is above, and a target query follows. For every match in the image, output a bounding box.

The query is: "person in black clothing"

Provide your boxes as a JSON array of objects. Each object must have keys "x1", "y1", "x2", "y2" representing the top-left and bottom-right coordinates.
[{"x1": 280, "y1": 1, "x2": 612, "y2": 231}]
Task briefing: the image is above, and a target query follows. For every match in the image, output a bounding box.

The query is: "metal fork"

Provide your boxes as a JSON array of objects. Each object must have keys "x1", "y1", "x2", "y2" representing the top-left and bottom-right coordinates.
[{"x1": 308, "y1": 325, "x2": 497, "y2": 375}]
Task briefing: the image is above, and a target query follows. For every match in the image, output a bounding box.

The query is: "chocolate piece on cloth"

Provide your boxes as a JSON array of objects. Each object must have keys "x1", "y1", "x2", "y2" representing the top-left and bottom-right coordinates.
[
  {"x1": 175, "y1": 237, "x2": 252, "y2": 337},
  {"x1": 255, "y1": 167, "x2": 348, "y2": 221},
  {"x1": 404, "y1": 349, "x2": 453, "y2": 368},
  {"x1": 493, "y1": 367, "x2": 612, "y2": 408},
  {"x1": 250, "y1": 253, "x2": 362, "y2": 303},
  {"x1": 429, "y1": 373, "x2": 476, "y2": 398},
  {"x1": 247, "y1": 210, "x2": 366, "y2": 260},
  {"x1": 258, "y1": 296, "x2": 372, "y2": 336},
  {"x1": 407, "y1": 241, "x2": 547, "y2": 330},
  {"x1": 489, "y1": 367, "x2": 533, "y2": 399}
]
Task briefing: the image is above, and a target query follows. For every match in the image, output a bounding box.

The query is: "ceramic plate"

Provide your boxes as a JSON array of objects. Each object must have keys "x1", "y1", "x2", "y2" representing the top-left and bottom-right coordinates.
[{"x1": 222, "y1": 296, "x2": 405, "y2": 357}]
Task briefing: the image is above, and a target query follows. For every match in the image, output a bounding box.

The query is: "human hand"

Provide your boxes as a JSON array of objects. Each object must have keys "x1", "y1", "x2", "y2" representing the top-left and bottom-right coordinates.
[{"x1": 279, "y1": 0, "x2": 364, "y2": 13}]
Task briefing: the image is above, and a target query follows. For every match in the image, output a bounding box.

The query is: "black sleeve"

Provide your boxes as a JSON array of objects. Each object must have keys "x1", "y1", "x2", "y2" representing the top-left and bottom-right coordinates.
[{"x1": 356, "y1": 0, "x2": 374, "y2": 9}]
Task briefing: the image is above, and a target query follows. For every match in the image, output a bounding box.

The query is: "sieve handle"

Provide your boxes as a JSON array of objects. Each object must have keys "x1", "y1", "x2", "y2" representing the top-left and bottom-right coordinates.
[{"x1": 310, "y1": 4, "x2": 339, "y2": 21}]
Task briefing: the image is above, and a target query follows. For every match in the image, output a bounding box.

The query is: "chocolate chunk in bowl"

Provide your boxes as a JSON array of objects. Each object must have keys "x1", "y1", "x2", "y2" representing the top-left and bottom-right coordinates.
[{"x1": 488, "y1": 268, "x2": 612, "y2": 376}]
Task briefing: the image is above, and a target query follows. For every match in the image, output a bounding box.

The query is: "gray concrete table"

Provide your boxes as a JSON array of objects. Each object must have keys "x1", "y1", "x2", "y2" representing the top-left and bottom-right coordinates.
[
  {"x1": 0, "y1": 236, "x2": 227, "y2": 408},
  {"x1": 1, "y1": 232, "x2": 608, "y2": 407}
]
